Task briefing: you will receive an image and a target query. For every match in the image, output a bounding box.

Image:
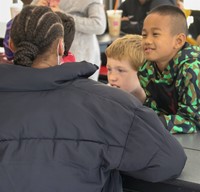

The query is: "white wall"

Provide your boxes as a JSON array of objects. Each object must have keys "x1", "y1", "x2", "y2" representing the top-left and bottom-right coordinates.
[
  {"x1": 0, "y1": 0, "x2": 13, "y2": 23},
  {"x1": 0, "y1": 0, "x2": 23, "y2": 37},
  {"x1": 184, "y1": 0, "x2": 200, "y2": 10}
]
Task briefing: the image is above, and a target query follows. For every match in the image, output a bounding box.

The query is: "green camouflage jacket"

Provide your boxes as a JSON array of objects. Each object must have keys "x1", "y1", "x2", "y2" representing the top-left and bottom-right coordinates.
[{"x1": 138, "y1": 43, "x2": 200, "y2": 133}]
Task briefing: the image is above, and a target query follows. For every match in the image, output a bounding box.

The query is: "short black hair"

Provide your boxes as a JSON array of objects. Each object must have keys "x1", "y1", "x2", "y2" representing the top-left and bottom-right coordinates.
[{"x1": 148, "y1": 5, "x2": 188, "y2": 35}]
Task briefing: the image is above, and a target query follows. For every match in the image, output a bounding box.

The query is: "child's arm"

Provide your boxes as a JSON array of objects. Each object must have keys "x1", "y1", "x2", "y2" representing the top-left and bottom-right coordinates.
[
  {"x1": 165, "y1": 62, "x2": 200, "y2": 134},
  {"x1": 138, "y1": 60, "x2": 199, "y2": 133}
]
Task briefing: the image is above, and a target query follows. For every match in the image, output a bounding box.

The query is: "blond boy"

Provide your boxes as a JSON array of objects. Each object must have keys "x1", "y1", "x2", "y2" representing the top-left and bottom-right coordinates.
[{"x1": 105, "y1": 34, "x2": 146, "y2": 102}]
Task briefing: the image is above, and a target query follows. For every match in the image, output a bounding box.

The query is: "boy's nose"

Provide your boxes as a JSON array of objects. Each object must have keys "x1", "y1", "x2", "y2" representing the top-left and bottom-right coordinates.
[
  {"x1": 143, "y1": 36, "x2": 152, "y2": 45},
  {"x1": 108, "y1": 73, "x2": 118, "y2": 82}
]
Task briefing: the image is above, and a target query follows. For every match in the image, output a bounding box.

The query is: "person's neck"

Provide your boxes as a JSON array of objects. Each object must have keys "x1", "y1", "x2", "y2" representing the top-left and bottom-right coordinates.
[
  {"x1": 31, "y1": 54, "x2": 58, "y2": 69},
  {"x1": 32, "y1": 62, "x2": 55, "y2": 69}
]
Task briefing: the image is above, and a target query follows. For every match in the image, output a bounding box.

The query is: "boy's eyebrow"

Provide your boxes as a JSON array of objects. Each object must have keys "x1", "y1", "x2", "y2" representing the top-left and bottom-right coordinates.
[
  {"x1": 151, "y1": 27, "x2": 162, "y2": 31},
  {"x1": 107, "y1": 64, "x2": 126, "y2": 69},
  {"x1": 142, "y1": 27, "x2": 162, "y2": 32}
]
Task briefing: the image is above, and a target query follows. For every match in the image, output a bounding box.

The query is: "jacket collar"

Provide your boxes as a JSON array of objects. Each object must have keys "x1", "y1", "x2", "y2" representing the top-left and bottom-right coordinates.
[{"x1": 0, "y1": 61, "x2": 98, "y2": 91}]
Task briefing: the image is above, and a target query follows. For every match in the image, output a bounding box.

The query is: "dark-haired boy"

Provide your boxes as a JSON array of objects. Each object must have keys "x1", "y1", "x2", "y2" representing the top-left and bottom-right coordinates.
[{"x1": 139, "y1": 5, "x2": 200, "y2": 133}]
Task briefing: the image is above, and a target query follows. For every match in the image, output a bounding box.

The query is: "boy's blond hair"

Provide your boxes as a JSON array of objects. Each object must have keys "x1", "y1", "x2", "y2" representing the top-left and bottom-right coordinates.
[{"x1": 105, "y1": 34, "x2": 145, "y2": 70}]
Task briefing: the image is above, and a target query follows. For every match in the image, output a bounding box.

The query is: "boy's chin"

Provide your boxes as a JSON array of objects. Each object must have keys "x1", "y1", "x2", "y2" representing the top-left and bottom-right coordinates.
[{"x1": 145, "y1": 56, "x2": 156, "y2": 62}]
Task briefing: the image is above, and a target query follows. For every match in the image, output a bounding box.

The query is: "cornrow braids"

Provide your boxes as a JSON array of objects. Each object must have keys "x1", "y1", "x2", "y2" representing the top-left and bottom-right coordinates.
[
  {"x1": 55, "y1": 12, "x2": 75, "y2": 56},
  {"x1": 10, "y1": 5, "x2": 64, "y2": 67}
]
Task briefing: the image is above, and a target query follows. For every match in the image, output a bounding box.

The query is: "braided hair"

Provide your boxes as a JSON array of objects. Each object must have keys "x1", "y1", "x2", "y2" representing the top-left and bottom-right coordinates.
[
  {"x1": 10, "y1": 5, "x2": 64, "y2": 67},
  {"x1": 55, "y1": 12, "x2": 75, "y2": 56}
]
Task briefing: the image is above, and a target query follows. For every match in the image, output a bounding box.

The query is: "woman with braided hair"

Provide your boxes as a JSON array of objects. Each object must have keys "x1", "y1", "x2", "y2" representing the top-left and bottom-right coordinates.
[
  {"x1": 10, "y1": 5, "x2": 64, "y2": 67},
  {"x1": 0, "y1": 5, "x2": 186, "y2": 192}
]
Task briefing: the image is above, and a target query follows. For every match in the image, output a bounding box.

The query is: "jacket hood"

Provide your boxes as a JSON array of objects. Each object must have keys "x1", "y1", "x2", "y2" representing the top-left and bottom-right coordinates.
[{"x1": 0, "y1": 61, "x2": 98, "y2": 91}]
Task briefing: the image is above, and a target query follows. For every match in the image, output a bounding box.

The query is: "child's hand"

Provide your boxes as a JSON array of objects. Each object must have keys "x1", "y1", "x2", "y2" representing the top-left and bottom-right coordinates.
[
  {"x1": 49, "y1": 0, "x2": 60, "y2": 12},
  {"x1": 49, "y1": 0, "x2": 60, "y2": 7},
  {"x1": 36, "y1": 0, "x2": 60, "y2": 12},
  {"x1": 48, "y1": 0, "x2": 60, "y2": 12},
  {"x1": 36, "y1": 0, "x2": 48, "y2": 6},
  {"x1": 121, "y1": 16, "x2": 129, "y2": 21}
]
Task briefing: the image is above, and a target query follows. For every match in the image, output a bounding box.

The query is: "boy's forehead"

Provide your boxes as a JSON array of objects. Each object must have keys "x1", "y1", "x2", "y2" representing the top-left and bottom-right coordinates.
[
  {"x1": 143, "y1": 13, "x2": 172, "y2": 28},
  {"x1": 107, "y1": 57, "x2": 132, "y2": 67},
  {"x1": 145, "y1": 13, "x2": 171, "y2": 21}
]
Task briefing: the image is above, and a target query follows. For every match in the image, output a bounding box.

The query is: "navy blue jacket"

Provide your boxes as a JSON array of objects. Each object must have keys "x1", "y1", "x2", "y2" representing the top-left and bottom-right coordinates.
[{"x1": 0, "y1": 62, "x2": 186, "y2": 192}]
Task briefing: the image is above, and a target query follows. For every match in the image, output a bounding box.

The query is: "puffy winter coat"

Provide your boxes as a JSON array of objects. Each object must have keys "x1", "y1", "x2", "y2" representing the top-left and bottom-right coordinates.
[{"x1": 0, "y1": 62, "x2": 186, "y2": 192}]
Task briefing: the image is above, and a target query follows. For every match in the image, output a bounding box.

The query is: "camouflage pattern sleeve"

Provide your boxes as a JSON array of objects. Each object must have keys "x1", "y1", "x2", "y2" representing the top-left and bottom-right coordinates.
[{"x1": 166, "y1": 60, "x2": 200, "y2": 133}]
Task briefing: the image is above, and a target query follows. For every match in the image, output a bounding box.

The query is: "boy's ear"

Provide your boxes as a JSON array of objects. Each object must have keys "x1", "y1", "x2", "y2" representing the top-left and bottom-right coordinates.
[
  {"x1": 174, "y1": 33, "x2": 186, "y2": 49},
  {"x1": 9, "y1": 38, "x2": 16, "y2": 53}
]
